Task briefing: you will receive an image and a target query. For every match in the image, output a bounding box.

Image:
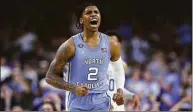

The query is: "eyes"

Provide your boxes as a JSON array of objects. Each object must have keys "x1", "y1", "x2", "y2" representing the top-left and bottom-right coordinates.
[{"x1": 85, "y1": 10, "x2": 100, "y2": 15}]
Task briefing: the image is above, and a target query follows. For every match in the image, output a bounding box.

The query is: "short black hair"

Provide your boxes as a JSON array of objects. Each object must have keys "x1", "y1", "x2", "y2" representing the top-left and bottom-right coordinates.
[
  {"x1": 105, "y1": 30, "x2": 122, "y2": 43},
  {"x1": 75, "y1": 2, "x2": 97, "y2": 29}
]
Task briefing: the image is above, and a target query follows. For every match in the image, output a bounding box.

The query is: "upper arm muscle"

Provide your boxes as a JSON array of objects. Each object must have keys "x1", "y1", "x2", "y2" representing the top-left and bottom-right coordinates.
[
  {"x1": 47, "y1": 38, "x2": 75, "y2": 76},
  {"x1": 109, "y1": 38, "x2": 121, "y2": 62}
]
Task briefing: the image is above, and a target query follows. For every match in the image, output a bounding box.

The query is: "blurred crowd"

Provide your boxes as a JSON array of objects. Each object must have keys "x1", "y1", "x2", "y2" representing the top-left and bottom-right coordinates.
[
  {"x1": 0, "y1": 1, "x2": 192, "y2": 111},
  {"x1": 1, "y1": 17, "x2": 192, "y2": 111}
]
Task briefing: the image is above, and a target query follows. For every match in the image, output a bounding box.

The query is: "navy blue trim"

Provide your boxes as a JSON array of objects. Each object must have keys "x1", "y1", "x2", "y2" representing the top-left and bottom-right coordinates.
[
  {"x1": 106, "y1": 92, "x2": 111, "y2": 111},
  {"x1": 79, "y1": 32, "x2": 102, "y2": 51}
]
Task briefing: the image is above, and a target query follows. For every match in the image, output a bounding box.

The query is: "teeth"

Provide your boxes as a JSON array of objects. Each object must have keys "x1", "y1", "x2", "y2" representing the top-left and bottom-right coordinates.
[{"x1": 91, "y1": 18, "x2": 97, "y2": 21}]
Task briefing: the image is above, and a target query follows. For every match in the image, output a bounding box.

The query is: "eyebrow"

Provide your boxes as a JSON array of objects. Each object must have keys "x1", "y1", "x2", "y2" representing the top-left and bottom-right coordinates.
[{"x1": 85, "y1": 8, "x2": 99, "y2": 12}]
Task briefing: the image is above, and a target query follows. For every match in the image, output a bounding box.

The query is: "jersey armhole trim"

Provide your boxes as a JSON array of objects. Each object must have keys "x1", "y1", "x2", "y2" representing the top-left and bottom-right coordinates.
[{"x1": 106, "y1": 35, "x2": 111, "y2": 59}]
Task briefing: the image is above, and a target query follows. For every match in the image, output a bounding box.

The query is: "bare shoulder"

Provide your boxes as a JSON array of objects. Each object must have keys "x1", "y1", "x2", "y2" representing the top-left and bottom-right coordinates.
[
  {"x1": 108, "y1": 37, "x2": 121, "y2": 61},
  {"x1": 62, "y1": 37, "x2": 75, "y2": 50},
  {"x1": 55, "y1": 37, "x2": 75, "y2": 61},
  {"x1": 108, "y1": 37, "x2": 120, "y2": 48}
]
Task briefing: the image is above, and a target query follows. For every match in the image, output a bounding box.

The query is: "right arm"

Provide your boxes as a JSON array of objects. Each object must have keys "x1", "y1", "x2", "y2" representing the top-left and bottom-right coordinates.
[{"x1": 45, "y1": 38, "x2": 76, "y2": 91}]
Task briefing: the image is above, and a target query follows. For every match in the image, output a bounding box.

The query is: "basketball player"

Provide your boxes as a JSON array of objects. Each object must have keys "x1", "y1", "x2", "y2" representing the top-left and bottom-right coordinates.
[
  {"x1": 46, "y1": 3, "x2": 126, "y2": 111},
  {"x1": 63, "y1": 31, "x2": 141, "y2": 111},
  {"x1": 106, "y1": 30, "x2": 140, "y2": 111}
]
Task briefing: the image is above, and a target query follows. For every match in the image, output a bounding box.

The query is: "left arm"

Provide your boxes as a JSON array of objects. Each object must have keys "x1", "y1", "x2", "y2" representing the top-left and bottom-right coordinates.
[
  {"x1": 109, "y1": 39, "x2": 126, "y2": 105},
  {"x1": 109, "y1": 39, "x2": 125, "y2": 91},
  {"x1": 110, "y1": 38, "x2": 140, "y2": 109},
  {"x1": 110, "y1": 39, "x2": 135, "y2": 96}
]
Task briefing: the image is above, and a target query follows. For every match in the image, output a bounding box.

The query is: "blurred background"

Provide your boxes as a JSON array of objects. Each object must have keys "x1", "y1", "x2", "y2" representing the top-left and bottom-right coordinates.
[{"x1": 0, "y1": 0, "x2": 192, "y2": 111}]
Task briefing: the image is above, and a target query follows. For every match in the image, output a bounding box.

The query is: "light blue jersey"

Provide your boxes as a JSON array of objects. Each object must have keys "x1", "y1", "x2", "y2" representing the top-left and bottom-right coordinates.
[{"x1": 66, "y1": 32, "x2": 111, "y2": 111}]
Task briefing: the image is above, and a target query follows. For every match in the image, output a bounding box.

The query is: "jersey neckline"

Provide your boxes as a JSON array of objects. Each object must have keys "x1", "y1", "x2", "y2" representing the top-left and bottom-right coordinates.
[{"x1": 79, "y1": 32, "x2": 102, "y2": 51}]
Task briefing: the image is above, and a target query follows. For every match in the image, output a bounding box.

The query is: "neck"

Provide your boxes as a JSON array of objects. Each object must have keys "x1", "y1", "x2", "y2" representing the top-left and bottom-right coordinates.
[{"x1": 83, "y1": 29, "x2": 99, "y2": 40}]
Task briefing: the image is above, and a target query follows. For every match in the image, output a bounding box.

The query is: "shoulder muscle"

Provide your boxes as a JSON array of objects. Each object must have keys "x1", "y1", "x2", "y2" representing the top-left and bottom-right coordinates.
[
  {"x1": 55, "y1": 37, "x2": 75, "y2": 62},
  {"x1": 109, "y1": 37, "x2": 121, "y2": 62}
]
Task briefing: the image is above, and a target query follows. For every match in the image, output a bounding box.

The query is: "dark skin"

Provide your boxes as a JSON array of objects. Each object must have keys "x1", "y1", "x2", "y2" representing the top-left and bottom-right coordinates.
[{"x1": 45, "y1": 5, "x2": 123, "y2": 104}]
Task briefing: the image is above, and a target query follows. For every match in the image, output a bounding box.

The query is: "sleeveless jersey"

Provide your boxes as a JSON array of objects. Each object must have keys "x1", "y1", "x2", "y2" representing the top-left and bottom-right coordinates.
[{"x1": 67, "y1": 32, "x2": 111, "y2": 93}]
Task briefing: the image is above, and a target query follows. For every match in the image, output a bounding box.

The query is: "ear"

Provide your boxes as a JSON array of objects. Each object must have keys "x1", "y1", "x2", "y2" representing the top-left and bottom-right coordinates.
[{"x1": 80, "y1": 18, "x2": 83, "y2": 24}]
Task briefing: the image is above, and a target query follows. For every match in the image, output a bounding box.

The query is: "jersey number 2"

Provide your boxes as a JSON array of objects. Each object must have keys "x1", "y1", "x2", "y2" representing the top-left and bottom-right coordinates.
[{"x1": 87, "y1": 67, "x2": 98, "y2": 80}]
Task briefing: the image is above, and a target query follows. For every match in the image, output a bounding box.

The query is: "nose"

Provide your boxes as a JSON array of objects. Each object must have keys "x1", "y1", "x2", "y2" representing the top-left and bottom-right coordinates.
[{"x1": 91, "y1": 11, "x2": 96, "y2": 16}]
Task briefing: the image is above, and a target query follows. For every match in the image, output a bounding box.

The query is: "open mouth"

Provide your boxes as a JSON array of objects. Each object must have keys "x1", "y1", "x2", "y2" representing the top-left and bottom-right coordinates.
[
  {"x1": 90, "y1": 18, "x2": 98, "y2": 25},
  {"x1": 90, "y1": 21, "x2": 98, "y2": 25}
]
